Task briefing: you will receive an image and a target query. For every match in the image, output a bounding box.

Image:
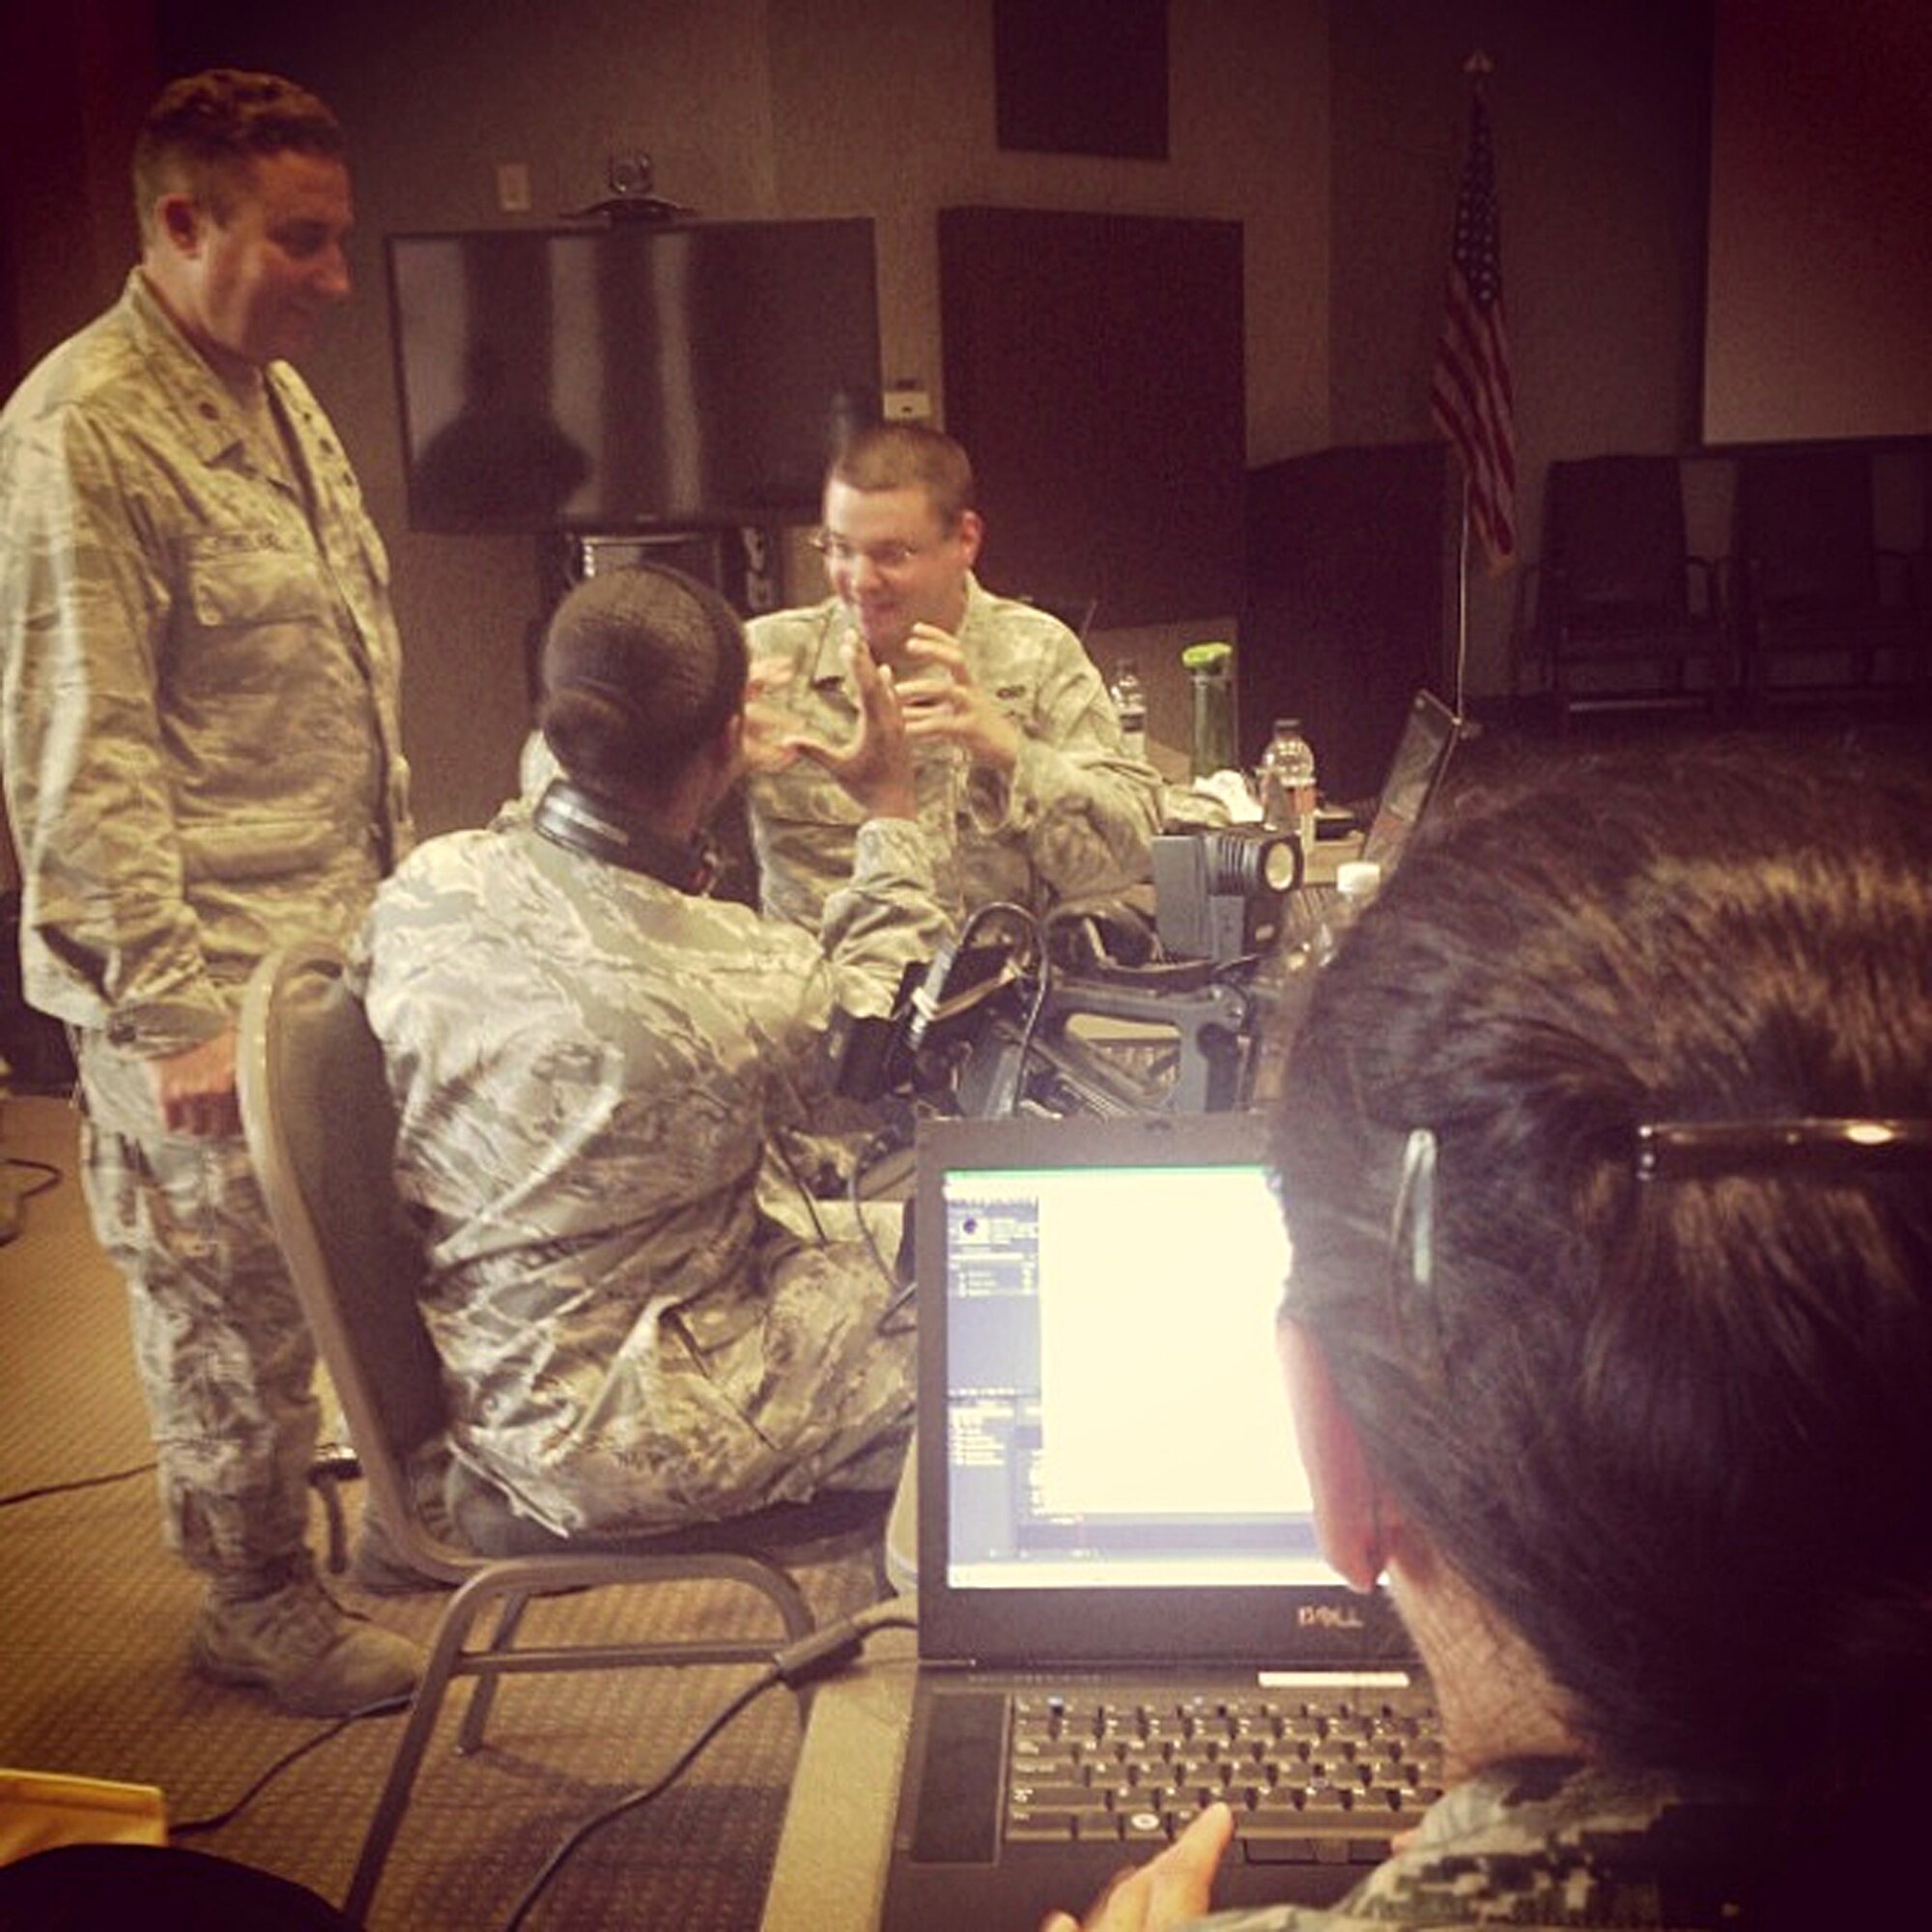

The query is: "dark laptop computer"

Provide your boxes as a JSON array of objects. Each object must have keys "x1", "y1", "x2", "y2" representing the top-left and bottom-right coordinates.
[
  {"x1": 1356, "y1": 688, "x2": 1462, "y2": 876},
  {"x1": 879, "y1": 1110, "x2": 1435, "y2": 1932}
]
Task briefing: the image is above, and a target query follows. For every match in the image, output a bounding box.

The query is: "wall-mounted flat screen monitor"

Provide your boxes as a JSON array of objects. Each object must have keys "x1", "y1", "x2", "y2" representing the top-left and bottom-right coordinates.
[{"x1": 385, "y1": 218, "x2": 881, "y2": 533}]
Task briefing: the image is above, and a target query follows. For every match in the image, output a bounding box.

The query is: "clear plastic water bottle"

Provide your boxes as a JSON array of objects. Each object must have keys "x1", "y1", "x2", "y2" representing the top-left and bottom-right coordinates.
[
  {"x1": 1108, "y1": 658, "x2": 1148, "y2": 760},
  {"x1": 1257, "y1": 718, "x2": 1319, "y2": 849},
  {"x1": 1313, "y1": 859, "x2": 1382, "y2": 967}
]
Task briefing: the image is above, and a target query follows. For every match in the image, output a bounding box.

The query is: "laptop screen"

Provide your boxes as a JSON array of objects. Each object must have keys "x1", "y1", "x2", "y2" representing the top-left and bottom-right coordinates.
[
  {"x1": 940, "y1": 1151, "x2": 1322, "y2": 1592},
  {"x1": 915, "y1": 1112, "x2": 1414, "y2": 1670},
  {"x1": 1358, "y1": 689, "x2": 1460, "y2": 875}
]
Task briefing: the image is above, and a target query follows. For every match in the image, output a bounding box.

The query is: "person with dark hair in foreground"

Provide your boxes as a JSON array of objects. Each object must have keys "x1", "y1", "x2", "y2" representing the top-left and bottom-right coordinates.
[
  {"x1": 1045, "y1": 736, "x2": 1932, "y2": 1930},
  {"x1": 354, "y1": 566, "x2": 947, "y2": 1541},
  {"x1": 0, "y1": 69, "x2": 415, "y2": 1713}
]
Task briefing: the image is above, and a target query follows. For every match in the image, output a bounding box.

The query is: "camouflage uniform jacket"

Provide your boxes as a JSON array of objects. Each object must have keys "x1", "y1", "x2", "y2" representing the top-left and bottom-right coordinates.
[
  {"x1": 745, "y1": 578, "x2": 1163, "y2": 930},
  {"x1": 352, "y1": 811, "x2": 946, "y2": 1534},
  {"x1": 1180, "y1": 1759, "x2": 1760, "y2": 1930},
  {"x1": 0, "y1": 270, "x2": 412, "y2": 1054}
]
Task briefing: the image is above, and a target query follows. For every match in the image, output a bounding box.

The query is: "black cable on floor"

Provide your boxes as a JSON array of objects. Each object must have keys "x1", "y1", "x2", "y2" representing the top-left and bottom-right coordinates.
[
  {"x1": 3, "y1": 1154, "x2": 63, "y2": 1198},
  {"x1": 0, "y1": 1462, "x2": 156, "y2": 1509},
  {"x1": 0, "y1": 1153, "x2": 64, "y2": 1245},
  {"x1": 498, "y1": 1666, "x2": 781, "y2": 1932},
  {"x1": 170, "y1": 1695, "x2": 411, "y2": 1837},
  {"x1": 497, "y1": 1605, "x2": 921, "y2": 1932}
]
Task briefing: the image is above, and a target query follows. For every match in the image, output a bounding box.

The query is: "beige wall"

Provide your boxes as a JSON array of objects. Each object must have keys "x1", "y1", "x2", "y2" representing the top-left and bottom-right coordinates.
[
  {"x1": 177, "y1": 0, "x2": 1331, "y2": 833},
  {"x1": 4, "y1": 0, "x2": 1718, "y2": 850}
]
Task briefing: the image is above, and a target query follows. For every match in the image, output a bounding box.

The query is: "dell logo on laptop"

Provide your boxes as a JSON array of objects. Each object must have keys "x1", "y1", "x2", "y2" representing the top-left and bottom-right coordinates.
[{"x1": 1298, "y1": 1605, "x2": 1368, "y2": 1632}]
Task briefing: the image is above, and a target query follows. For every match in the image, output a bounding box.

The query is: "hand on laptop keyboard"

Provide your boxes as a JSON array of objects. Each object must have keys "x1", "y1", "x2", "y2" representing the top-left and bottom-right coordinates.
[
  {"x1": 1007, "y1": 1687, "x2": 1445, "y2": 1864},
  {"x1": 1037, "y1": 1801, "x2": 1236, "y2": 1932}
]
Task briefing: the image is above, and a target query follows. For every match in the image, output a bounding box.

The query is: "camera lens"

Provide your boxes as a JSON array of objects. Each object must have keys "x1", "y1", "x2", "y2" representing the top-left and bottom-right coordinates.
[
  {"x1": 1260, "y1": 837, "x2": 1300, "y2": 893},
  {"x1": 1203, "y1": 828, "x2": 1297, "y2": 897},
  {"x1": 608, "y1": 154, "x2": 651, "y2": 195}
]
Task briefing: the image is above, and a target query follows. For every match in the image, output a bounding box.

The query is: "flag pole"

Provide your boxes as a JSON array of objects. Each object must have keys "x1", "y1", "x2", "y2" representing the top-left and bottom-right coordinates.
[
  {"x1": 1454, "y1": 47, "x2": 1487, "y2": 720},
  {"x1": 1453, "y1": 48, "x2": 1492, "y2": 726},
  {"x1": 1452, "y1": 473, "x2": 1470, "y2": 719}
]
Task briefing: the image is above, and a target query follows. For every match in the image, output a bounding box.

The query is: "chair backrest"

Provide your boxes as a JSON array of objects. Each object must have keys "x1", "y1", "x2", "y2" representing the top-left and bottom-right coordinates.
[
  {"x1": 1735, "y1": 446, "x2": 1881, "y2": 610},
  {"x1": 1543, "y1": 454, "x2": 1693, "y2": 623},
  {"x1": 237, "y1": 943, "x2": 448, "y2": 1552}
]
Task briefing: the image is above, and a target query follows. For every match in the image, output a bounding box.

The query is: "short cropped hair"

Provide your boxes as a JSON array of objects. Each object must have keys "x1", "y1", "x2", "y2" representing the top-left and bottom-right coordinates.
[
  {"x1": 133, "y1": 69, "x2": 346, "y2": 243},
  {"x1": 1271, "y1": 732, "x2": 1932, "y2": 1913},
  {"x1": 538, "y1": 565, "x2": 747, "y2": 801},
  {"x1": 827, "y1": 423, "x2": 976, "y2": 528}
]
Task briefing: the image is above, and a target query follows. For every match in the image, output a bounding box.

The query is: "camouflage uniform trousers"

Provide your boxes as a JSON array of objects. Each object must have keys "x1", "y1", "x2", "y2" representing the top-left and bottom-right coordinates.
[
  {"x1": 444, "y1": 1204, "x2": 916, "y2": 1540},
  {"x1": 75, "y1": 1031, "x2": 318, "y2": 1591},
  {"x1": 711, "y1": 1206, "x2": 917, "y2": 1507}
]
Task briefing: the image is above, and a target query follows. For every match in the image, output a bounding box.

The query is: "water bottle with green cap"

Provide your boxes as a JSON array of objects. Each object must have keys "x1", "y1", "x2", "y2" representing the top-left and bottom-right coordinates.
[{"x1": 1181, "y1": 639, "x2": 1236, "y2": 779}]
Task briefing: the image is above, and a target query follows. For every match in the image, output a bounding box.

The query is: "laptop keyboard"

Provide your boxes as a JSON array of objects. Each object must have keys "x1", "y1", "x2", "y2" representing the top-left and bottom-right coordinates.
[{"x1": 1004, "y1": 1686, "x2": 1446, "y2": 1864}]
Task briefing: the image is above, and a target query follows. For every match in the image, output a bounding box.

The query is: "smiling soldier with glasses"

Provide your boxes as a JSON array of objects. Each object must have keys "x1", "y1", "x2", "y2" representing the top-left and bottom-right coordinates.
[{"x1": 745, "y1": 423, "x2": 1164, "y2": 934}]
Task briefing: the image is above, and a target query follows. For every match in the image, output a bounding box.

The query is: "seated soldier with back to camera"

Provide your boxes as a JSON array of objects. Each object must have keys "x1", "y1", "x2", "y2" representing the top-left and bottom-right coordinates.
[{"x1": 352, "y1": 564, "x2": 947, "y2": 1545}]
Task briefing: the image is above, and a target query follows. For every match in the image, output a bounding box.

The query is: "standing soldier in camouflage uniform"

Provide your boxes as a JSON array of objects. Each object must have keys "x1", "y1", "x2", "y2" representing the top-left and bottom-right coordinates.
[
  {"x1": 1041, "y1": 741, "x2": 1932, "y2": 1931},
  {"x1": 354, "y1": 565, "x2": 947, "y2": 1539},
  {"x1": 0, "y1": 71, "x2": 418, "y2": 1713},
  {"x1": 745, "y1": 423, "x2": 1164, "y2": 933}
]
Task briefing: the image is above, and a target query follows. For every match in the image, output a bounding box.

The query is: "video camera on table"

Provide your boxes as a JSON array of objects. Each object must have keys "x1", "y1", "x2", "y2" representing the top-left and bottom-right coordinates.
[{"x1": 827, "y1": 821, "x2": 1305, "y2": 1122}]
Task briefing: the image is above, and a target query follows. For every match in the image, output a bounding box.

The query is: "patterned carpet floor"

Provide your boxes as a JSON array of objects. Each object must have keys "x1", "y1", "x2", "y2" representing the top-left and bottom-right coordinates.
[{"x1": 0, "y1": 1093, "x2": 883, "y2": 1930}]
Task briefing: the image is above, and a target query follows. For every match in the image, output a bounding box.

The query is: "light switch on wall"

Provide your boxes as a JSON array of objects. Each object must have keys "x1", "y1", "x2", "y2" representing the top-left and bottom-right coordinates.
[{"x1": 496, "y1": 161, "x2": 532, "y2": 213}]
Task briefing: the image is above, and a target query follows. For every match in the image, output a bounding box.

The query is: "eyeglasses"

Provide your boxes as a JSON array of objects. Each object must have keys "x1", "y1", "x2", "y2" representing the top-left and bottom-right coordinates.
[
  {"x1": 1383, "y1": 1116, "x2": 1932, "y2": 1347},
  {"x1": 809, "y1": 532, "x2": 931, "y2": 573},
  {"x1": 1634, "y1": 1117, "x2": 1932, "y2": 1180}
]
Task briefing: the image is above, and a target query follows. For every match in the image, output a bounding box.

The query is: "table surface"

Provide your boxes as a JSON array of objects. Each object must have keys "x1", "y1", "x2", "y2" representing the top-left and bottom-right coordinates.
[
  {"x1": 759, "y1": 1620, "x2": 919, "y2": 1932},
  {"x1": 761, "y1": 837, "x2": 1365, "y2": 1930}
]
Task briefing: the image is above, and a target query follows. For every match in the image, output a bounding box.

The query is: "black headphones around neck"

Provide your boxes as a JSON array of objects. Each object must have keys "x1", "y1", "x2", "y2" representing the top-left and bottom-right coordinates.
[{"x1": 531, "y1": 778, "x2": 717, "y2": 894}]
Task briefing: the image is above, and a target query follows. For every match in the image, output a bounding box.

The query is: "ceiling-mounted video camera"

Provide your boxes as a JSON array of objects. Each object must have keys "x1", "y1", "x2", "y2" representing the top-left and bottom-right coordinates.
[{"x1": 1151, "y1": 826, "x2": 1303, "y2": 965}]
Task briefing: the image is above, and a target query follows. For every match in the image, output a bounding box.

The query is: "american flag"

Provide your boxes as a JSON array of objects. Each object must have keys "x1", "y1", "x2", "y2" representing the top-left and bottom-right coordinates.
[{"x1": 1430, "y1": 90, "x2": 1516, "y2": 571}]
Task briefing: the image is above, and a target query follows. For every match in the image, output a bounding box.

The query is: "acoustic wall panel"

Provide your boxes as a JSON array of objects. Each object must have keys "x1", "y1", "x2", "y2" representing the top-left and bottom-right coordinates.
[
  {"x1": 1241, "y1": 442, "x2": 1459, "y2": 804},
  {"x1": 939, "y1": 207, "x2": 1244, "y2": 627}
]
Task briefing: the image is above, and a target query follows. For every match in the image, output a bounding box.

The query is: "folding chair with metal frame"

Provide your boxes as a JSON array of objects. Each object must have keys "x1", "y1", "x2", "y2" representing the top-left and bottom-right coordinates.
[{"x1": 236, "y1": 941, "x2": 892, "y2": 1925}]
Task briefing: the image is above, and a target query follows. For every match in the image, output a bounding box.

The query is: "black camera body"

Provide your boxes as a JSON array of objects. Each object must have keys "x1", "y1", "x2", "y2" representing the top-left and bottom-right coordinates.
[{"x1": 824, "y1": 826, "x2": 1306, "y2": 1122}]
